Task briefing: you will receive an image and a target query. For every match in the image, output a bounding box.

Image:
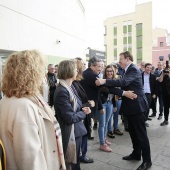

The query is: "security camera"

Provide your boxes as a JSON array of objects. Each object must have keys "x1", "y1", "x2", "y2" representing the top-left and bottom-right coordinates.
[{"x1": 56, "y1": 40, "x2": 61, "y2": 44}]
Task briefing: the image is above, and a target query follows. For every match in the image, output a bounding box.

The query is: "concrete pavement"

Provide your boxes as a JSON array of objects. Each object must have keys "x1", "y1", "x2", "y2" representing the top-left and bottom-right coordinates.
[{"x1": 80, "y1": 115, "x2": 170, "y2": 170}]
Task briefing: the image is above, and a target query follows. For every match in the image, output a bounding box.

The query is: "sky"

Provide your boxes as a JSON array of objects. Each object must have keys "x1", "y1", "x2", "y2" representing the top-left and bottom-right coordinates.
[{"x1": 85, "y1": 0, "x2": 170, "y2": 50}]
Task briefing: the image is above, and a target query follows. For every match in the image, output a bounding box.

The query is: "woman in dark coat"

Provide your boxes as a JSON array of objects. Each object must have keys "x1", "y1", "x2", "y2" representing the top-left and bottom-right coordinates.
[{"x1": 54, "y1": 60, "x2": 91, "y2": 170}]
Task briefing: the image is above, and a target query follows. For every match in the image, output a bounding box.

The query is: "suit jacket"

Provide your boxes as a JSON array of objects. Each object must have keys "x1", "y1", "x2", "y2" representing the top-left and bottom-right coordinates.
[
  {"x1": 105, "y1": 63, "x2": 148, "y2": 116},
  {"x1": 54, "y1": 84, "x2": 87, "y2": 155},
  {"x1": 141, "y1": 72, "x2": 156, "y2": 95},
  {"x1": 81, "y1": 68, "x2": 123, "y2": 114}
]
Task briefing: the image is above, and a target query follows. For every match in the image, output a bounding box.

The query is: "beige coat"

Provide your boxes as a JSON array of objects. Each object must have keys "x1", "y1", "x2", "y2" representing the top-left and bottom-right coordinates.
[{"x1": 0, "y1": 96, "x2": 61, "y2": 170}]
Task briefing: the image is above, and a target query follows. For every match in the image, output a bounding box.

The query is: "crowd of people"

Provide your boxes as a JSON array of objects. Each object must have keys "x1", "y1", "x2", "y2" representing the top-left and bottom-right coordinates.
[{"x1": 0, "y1": 50, "x2": 170, "y2": 170}]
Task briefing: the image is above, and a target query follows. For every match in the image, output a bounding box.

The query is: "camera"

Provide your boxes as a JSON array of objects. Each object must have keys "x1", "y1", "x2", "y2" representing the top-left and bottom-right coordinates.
[{"x1": 163, "y1": 60, "x2": 170, "y2": 74}]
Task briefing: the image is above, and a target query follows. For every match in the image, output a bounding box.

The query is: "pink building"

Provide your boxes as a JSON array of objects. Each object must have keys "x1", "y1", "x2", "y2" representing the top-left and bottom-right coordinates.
[{"x1": 152, "y1": 37, "x2": 170, "y2": 67}]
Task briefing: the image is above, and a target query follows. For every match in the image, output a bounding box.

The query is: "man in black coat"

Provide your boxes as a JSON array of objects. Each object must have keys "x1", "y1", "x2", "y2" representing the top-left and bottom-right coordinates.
[
  {"x1": 80, "y1": 57, "x2": 123, "y2": 132},
  {"x1": 96, "y1": 51, "x2": 152, "y2": 170},
  {"x1": 149, "y1": 62, "x2": 164, "y2": 119},
  {"x1": 141, "y1": 63, "x2": 156, "y2": 125},
  {"x1": 80, "y1": 57, "x2": 135, "y2": 134}
]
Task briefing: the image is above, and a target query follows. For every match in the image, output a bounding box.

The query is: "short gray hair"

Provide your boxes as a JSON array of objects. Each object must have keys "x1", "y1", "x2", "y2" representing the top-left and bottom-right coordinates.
[{"x1": 88, "y1": 56, "x2": 102, "y2": 67}]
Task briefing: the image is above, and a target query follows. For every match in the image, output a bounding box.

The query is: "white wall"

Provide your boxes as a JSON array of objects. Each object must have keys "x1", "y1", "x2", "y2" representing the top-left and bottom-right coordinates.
[{"x1": 0, "y1": 0, "x2": 86, "y2": 59}]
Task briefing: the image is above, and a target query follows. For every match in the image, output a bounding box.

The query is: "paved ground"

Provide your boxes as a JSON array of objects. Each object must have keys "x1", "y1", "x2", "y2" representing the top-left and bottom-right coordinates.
[{"x1": 80, "y1": 114, "x2": 170, "y2": 170}]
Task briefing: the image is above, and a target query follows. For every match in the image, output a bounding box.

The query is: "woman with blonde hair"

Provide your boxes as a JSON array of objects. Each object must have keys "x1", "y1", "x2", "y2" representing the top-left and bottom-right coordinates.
[
  {"x1": 73, "y1": 59, "x2": 94, "y2": 163},
  {"x1": 0, "y1": 50, "x2": 65, "y2": 170}
]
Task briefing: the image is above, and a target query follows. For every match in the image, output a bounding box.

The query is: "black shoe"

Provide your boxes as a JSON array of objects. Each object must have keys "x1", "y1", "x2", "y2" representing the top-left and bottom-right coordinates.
[
  {"x1": 80, "y1": 157, "x2": 94, "y2": 163},
  {"x1": 160, "y1": 120, "x2": 168, "y2": 126},
  {"x1": 88, "y1": 136, "x2": 94, "y2": 140},
  {"x1": 157, "y1": 115, "x2": 162, "y2": 120},
  {"x1": 136, "y1": 161, "x2": 152, "y2": 170},
  {"x1": 125, "y1": 128, "x2": 129, "y2": 132},
  {"x1": 107, "y1": 131, "x2": 115, "y2": 138},
  {"x1": 149, "y1": 114, "x2": 156, "y2": 117},
  {"x1": 122, "y1": 154, "x2": 141, "y2": 161},
  {"x1": 147, "y1": 118, "x2": 152, "y2": 121},
  {"x1": 93, "y1": 123, "x2": 97, "y2": 130}
]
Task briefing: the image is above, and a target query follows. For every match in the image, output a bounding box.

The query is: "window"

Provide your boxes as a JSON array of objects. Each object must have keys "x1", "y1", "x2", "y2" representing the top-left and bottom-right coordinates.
[
  {"x1": 114, "y1": 48, "x2": 117, "y2": 60},
  {"x1": 136, "y1": 24, "x2": 142, "y2": 35},
  {"x1": 114, "y1": 27, "x2": 117, "y2": 35},
  {"x1": 160, "y1": 42, "x2": 164, "y2": 47},
  {"x1": 136, "y1": 23, "x2": 142, "y2": 29},
  {"x1": 137, "y1": 36, "x2": 142, "y2": 48},
  {"x1": 136, "y1": 48, "x2": 142, "y2": 64},
  {"x1": 105, "y1": 45, "x2": 107, "y2": 58},
  {"x1": 114, "y1": 39, "x2": 117, "y2": 45}
]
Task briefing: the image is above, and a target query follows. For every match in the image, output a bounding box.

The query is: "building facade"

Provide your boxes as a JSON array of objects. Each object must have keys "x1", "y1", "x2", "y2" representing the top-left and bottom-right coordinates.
[
  {"x1": 0, "y1": 0, "x2": 86, "y2": 66},
  {"x1": 152, "y1": 28, "x2": 170, "y2": 67},
  {"x1": 104, "y1": 2, "x2": 152, "y2": 65}
]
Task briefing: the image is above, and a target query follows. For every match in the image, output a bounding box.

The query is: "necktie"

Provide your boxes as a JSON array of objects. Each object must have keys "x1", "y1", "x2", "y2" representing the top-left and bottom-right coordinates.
[{"x1": 122, "y1": 70, "x2": 125, "y2": 78}]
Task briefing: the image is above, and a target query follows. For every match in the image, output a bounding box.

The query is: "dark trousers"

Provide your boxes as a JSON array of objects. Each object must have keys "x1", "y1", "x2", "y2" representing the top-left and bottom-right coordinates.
[
  {"x1": 162, "y1": 94, "x2": 170, "y2": 121},
  {"x1": 145, "y1": 93, "x2": 152, "y2": 120},
  {"x1": 150, "y1": 98, "x2": 156, "y2": 114},
  {"x1": 84, "y1": 114, "x2": 92, "y2": 137},
  {"x1": 155, "y1": 92, "x2": 164, "y2": 116},
  {"x1": 80, "y1": 135, "x2": 88, "y2": 160},
  {"x1": 49, "y1": 91, "x2": 55, "y2": 107},
  {"x1": 127, "y1": 113, "x2": 151, "y2": 162}
]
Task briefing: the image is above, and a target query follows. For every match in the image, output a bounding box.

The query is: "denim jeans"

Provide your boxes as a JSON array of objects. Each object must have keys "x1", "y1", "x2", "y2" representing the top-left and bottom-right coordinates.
[
  {"x1": 97, "y1": 101, "x2": 113, "y2": 145},
  {"x1": 108, "y1": 100, "x2": 122, "y2": 131}
]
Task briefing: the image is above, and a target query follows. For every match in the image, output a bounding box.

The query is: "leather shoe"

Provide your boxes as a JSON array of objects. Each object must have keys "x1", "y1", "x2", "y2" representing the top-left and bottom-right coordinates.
[
  {"x1": 88, "y1": 136, "x2": 94, "y2": 140},
  {"x1": 136, "y1": 161, "x2": 152, "y2": 170},
  {"x1": 147, "y1": 118, "x2": 152, "y2": 121},
  {"x1": 80, "y1": 157, "x2": 94, "y2": 163},
  {"x1": 122, "y1": 154, "x2": 141, "y2": 161},
  {"x1": 149, "y1": 114, "x2": 156, "y2": 117}
]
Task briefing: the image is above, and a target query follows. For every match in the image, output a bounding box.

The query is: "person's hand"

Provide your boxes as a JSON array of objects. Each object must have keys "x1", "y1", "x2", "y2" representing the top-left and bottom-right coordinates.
[
  {"x1": 115, "y1": 95, "x2": 119, "y2": 102},
  {"x1": 88, "y1": 100, "x2": 95, "y2": 107},
  {"x1": 152, "y1": 94, "x2": 156, "y2": 98},
  {"x1": 82, "y1": 107, "x2": 91, "y2": 114},
  {"x1": 113, "y1": 107, "x2": 117, "y2": 112},
  {"x1": 100, "y1": 109, "x2": 105, "y2": 114},
  {"x1": 95, "y1": 78, "x2": 106, "y2": 86},
  {"x1": 124, "y1": 91, "x2": 137, "y2": 100}
]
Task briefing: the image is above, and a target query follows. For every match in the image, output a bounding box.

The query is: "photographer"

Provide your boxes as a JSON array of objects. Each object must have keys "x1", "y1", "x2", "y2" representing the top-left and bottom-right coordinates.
[{"x1": 158, "y1": 60, "x2": 170, "y2": 126}]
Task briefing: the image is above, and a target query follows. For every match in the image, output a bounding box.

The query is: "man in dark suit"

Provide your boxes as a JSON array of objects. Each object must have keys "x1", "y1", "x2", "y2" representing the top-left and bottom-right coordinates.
[
  {"x1": 80, "y1": 57, "x2": 135, "y2": 137},
  {"x1": 149, "y1": 61, "x2": 164, "y2": 120},
  {"x1": 96, "y1": 51, "x2": 152, "y2": 170},
  {"x1": 80, "y1": 57, "x2": 123, "y2": 134},
  {"x1": 141, "y1": 63, "x2": 156, "y2": 126}
]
